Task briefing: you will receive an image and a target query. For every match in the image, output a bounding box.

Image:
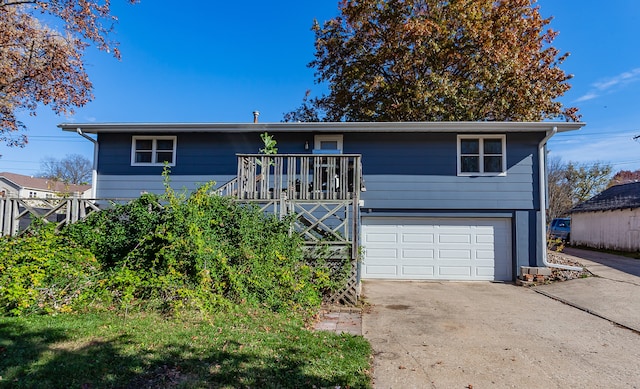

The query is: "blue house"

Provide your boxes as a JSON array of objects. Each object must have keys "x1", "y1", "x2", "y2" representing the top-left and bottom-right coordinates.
[{"x1": 61, "y1": 121, "x2": 583, "y2": 283}]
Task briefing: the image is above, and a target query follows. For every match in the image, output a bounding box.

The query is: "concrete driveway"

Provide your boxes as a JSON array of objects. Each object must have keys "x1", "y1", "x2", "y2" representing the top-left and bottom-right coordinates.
[{"x1": 362, "y1": 252, "x2": 640, "y2": 388}]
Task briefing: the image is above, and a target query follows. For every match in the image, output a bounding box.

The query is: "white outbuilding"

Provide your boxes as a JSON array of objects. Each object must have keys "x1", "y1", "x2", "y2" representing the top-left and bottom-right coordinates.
[{"x1": 571, "y1": 182, "x2": 640, "y2": 252}]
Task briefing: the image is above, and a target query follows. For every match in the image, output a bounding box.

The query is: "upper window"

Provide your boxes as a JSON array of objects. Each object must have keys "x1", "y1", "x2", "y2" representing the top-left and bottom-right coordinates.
[
  {"x1": 457, "y1": 135, "x2": 506, "y2": 176},
  {"x1": 314, "y1": 134, "x2": 343, "y2": 153},
  {"x1": 131, "y1": 136, "x2": 176, "y2": 166}
]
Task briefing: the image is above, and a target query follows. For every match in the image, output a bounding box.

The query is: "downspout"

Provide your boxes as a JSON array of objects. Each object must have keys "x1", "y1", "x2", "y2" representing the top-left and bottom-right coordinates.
[
  {"x1": 76, "y1": 128, "x2": 98, "y2": 198},
  {"x1": 538, "y1": 127, "x2": 582, "y2": 271}
]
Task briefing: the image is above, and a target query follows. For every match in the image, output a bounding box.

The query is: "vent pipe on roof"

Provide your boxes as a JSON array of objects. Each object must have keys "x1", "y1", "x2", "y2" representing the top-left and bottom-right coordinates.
[{"x1": 253, "y1": 111, "x2": 260, "y2": 123}]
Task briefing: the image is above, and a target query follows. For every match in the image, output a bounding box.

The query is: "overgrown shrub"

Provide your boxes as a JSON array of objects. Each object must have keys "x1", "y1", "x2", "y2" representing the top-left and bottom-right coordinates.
[
  {"x1": 63, "y1": 193, "x2": 164, "y2": 267},
  {"x1": 0, "y1": 222, "x2": 99, "y2": 316},
  {"x1": 61, "y1": 173, "x2": 330, "y2": 314},
  {"x1": 3, "y1": 169, "x2": 350, "y2": 317}
]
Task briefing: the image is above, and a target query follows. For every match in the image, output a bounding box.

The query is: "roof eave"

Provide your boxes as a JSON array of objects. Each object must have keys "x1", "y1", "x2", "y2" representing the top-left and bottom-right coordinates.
[{"x1": 59, "y1": 121, "x2": 586, "y2": 134}]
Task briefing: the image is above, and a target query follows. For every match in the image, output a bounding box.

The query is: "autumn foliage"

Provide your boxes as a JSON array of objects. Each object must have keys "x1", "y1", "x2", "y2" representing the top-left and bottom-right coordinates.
[
  {"x1": 285, "y1": 0, "x2": 579, "y2": 122},
  {"x1": 0, "y1": 0, "x2": 137, "y2": 146}
]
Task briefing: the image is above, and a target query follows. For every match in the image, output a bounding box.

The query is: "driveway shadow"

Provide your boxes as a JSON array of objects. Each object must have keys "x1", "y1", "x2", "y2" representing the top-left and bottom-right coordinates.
[{"x1": 564, "y1": 247, "x2": 640, "y2": 277}]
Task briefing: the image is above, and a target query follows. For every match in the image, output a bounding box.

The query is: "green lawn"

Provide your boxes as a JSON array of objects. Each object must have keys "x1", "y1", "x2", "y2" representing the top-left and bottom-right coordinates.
[{"x1": 0, "y1": 309, "x2": 371, "y2": 388}]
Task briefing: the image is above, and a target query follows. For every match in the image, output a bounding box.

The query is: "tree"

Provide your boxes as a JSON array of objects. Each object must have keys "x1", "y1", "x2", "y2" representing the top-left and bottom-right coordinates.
[
  {"x1": 607, "y1": 169, "x2": 640, "y2": 187},
  {"x1": 547, "y1": 157, "x2": 573, "y2": 222},
  {"x1": 39, "y1": 153, "x2": 92, "y2": 184},
  {"x1": 285, "y1": 0, "x2": 579, "y2": 122},
  {"x1": 0, "y1": 0, "x2": 137, "y2": 147},
  {"x1": 547, "y1": 158, "x2": 612, "y2": 220}
]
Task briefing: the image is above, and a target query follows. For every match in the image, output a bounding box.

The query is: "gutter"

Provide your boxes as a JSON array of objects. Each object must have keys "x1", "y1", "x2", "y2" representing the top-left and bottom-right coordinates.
[
  {"x1": 538, "y1": 127, "x2": 583, "y2": 271},
  {"x1": 76, "y1": 128, "x2": 98, "y2": 198}
]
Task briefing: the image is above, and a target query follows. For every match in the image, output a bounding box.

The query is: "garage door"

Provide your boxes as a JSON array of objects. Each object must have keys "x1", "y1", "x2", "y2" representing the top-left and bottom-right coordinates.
[{"x1": 361, "y1": 217, "x2": 512, "y2": 281}]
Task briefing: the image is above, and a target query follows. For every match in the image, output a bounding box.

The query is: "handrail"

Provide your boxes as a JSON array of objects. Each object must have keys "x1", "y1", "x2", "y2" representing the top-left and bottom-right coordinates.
[
  {"x1": 0, "y1": 197, "x2": 136, "y2": 236},
  {"x1": 235, "y1": 154, "x2": 363, "y2": 201}
]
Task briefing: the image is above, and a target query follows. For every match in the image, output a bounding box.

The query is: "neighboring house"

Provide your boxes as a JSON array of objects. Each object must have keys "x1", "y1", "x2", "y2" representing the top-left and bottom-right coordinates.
[
  {"x1": 0, "y1": 172, "x2": 91, "y2": 199},
  {"x1": 571, "y1": 182, "x2": 640, "y2": 252},
  {"x1": 60, "y1": 121, "x2": 583, "y2": 282}
]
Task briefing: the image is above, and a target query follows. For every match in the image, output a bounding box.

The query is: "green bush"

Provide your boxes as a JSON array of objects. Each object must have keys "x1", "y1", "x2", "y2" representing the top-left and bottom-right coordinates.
[
  {"x1": 0, "y1": 222, "x2": 100, "y2": 316},
  {"x1": 62, "y1": 175, "x2": 330, "y2": 314},
  {"x1": 63, "y1": 193, "x2": 164, "y2": 267},
  {"x1": 5, "y1": 169, "x2": 349, "y2": 317}
]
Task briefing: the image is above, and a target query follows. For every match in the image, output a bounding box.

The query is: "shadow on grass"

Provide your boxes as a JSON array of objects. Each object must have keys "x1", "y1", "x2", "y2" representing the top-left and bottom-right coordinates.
[{"x1": 0, "y1": 320, "x2": 367, "y2": 388}]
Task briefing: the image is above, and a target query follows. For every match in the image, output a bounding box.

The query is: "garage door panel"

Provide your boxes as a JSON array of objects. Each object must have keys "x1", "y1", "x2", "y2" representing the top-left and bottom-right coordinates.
[
  {"x1": 362, "y1": 217, "x2": 512, "y2": 281},
  {"x1": 439, "y1": 234, "x2": 471, "y2": 244},
  {"x1": 365, "y1": 265, "x2": 398, "y2": 276},
  {"x1": 402, "y1": 249, "x2": 434, "y2": 259},
  {"x1": 439, "y1": 266, "x2": 472, "y2": 277},
  {"x1": 476, "y1": 249, "x2": 495, "y2": 260},
  {"x1": 401, "y1": 266, "x2": 434, "y2": 276},
  {"x1": 365, "y1": 232, "x2": 397, "y2": 243},
  {"x1": 366, "y1": 248, "x2": 397, "y2": 258},
  {"x1": 439, "y1": 249, "x2": 472, "y2": 259},
  {"x1": 476, "y1": 268, "x2": 495, "y2": 277},
  {"x1": 476, "y1": 234, "x2": 495, "y2": 244},
  {"x1": 402, "y1": 233, "x2": 434, "y2": 243}
]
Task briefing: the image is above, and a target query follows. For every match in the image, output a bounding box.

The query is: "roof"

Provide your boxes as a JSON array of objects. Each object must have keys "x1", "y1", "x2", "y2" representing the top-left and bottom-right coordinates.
[
  {"x1": 571, "y1": 182, "x2": 640, "y2": 213},
  {"x1": 59, "y1": 121, "x2": 585, "y2": 134},
  {"x1": 0, "y1": 172, "x2": 91, "y2": 193}
]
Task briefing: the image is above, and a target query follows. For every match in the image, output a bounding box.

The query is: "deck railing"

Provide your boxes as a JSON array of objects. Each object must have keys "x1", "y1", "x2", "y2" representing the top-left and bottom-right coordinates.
[{"x1": 234, "y1": 154, "x2": 362, "y2": 201}]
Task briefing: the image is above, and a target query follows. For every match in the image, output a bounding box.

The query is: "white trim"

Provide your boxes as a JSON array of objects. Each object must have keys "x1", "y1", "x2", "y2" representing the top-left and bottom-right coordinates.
[
  {"x1": 131, "y1": 136, "x2": 177, "y2": 166},
  {"x1": 60, "y1": 121, "x2": 586, "y2": 134},
  {"x1": 457, "y1": 134, "x2": 506, "y2": 176},
  {"x1": 314, "y1": 134, "x2": 343, "y2": 152}
]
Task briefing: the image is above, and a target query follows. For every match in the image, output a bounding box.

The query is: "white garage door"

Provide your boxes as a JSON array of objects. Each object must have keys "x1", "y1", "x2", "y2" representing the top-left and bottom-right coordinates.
[{"x1": 362, "y1": 217, "x2": 512, "y2": 281}]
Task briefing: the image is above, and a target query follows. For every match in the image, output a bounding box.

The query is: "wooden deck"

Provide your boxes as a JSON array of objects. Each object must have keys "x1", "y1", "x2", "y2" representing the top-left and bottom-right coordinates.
[
  {"x1": 217, "y1": 154, "x2": 364, "y2": 305},
  {"x1": 217, "y1": 154, "x2": 363, "y2": 201}
]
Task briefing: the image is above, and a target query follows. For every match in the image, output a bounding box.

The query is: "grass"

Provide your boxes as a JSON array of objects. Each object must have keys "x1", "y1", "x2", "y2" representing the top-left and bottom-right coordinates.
[{"x1": 0, "y1": 308, "x2": 371, "y2": 388}]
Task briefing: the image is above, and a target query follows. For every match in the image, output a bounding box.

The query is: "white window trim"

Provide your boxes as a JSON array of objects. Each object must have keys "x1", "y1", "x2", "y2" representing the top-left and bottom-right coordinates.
[
  {"x1": 131, "y1": 136, "x2": 177, "y2": 166},
  {"x1": 314, "y1": 134, "x2": 343, "y2": 152},
  {"x1": 457, "y1": 134, "x2": 506, "y2": 176}
]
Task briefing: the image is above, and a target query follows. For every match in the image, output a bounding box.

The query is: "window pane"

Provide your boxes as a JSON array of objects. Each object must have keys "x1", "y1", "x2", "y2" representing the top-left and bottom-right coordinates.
[
  {"x1": 135, "y1": 139, "x2": 153, "y2": 150},
  {"x1": 135, "y1": 151, "x2": 152, "y2": 163},
  {"x1": 320, "y1": 140, "x2": 339, "y2": 150},
  {"x1": 461, "y1": 156, "x2": 479, "y2": 172},
  {"x1": 484, "y1": 156, "x2": 503, "y2": 172},
  {"x1": 461, "y1": 139, "x2": 479, "y2": 154},
  {"x1": 484, "y1": 139, "x2": 502, "y2": 154},
  {"x1": 156, "y1": 152, "x2": 174, "y2": 163},
  {"x1": 156, "y1": 139, "x2": 174, "y2": 150}
]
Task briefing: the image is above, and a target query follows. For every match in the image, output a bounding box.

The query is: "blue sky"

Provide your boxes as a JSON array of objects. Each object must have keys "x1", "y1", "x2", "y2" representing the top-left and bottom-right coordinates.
[{"x1": 1, "y1": 0, "x2": 639, "y2": 175}]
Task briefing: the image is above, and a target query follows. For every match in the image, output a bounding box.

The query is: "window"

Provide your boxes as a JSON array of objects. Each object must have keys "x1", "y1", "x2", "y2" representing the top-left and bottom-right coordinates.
[
  {"x1": 131, "y1": 136, "x2": 176, "y2": 166},
  {"x1": 457, "y1": 135, "x2": 506, "y2": 176},
  {"x1": 314, "y1": 134, "x2": 343, "y2": 154}
]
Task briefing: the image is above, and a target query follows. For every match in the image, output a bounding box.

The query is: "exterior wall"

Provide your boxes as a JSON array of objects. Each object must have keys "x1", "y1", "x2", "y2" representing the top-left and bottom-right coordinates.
[
  {"x1": 97, "y1": 131, "x2": 542, "y2": 211},
  {"x1": 95, "y1": 132, "x2": 309, "y2": 197},
  {"x1": 351, "y1": 132, "x2": 541, "y2": 211},
  {"x1": 96, "y1": 174, "x2": 234, "y2": 199},
  {"x1": 0, "y1": 180, "x2": 19, "y2": 197},
  {"x1": 572, "y1": 209, "x2": 640, "y2": 252},
  {"x1": 97, "y1": 132, "x2": 309, "y2": 176},
  {"x1": 94, "y1": 130, "x2": 544, "y2": 268}
]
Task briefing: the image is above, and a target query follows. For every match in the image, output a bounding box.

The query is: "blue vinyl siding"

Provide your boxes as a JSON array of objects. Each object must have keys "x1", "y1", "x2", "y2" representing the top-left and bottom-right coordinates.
[
  {"x1": 346, "y1": 132, "x2": 541, "y2": 211},
  {"x1": 96, "y1": 131, "x2": 542, "y2": 211},
  {"x1": 97, "y1": 133, "x2": 310, "y2": 176}
]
